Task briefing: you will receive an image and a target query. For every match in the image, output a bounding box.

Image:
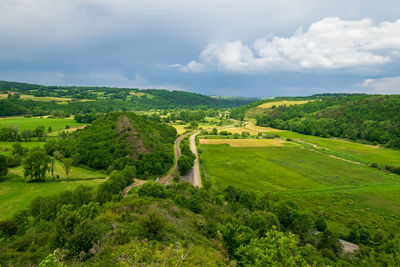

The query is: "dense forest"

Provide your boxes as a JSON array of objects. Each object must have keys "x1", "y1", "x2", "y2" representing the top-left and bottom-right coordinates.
[
  {"x1": 0, "y1": 81, "x2": 254, "y2": 114},
  {"x1": 49, "y1": 112, "x2": 177, "y2": 177}
]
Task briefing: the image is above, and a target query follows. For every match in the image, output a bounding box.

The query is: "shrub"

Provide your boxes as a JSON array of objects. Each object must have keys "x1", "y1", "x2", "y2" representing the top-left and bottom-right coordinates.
[
  {"x1": 7, "y1": 154, "x2": 21, "y2": 167},
  {"x1": 0, "y1": 220, "x2": 18, "y2": 237},
  {"x1": 138, "y1": 182, "x2": 168, "y2": 199},
  {"x1": 139, "y1": 211, "x2": 166, "y2": 240},
  {"x1": 315, "y1": 218, "x2": 328, "y2": 232}
]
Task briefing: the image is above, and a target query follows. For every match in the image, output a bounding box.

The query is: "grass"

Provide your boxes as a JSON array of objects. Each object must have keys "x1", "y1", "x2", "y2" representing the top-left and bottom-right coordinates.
[
  {"x1": 0, "y1": 94, "x2": 72, "y2": 102},
  {"x1": 246, "y1": 100, "x2": 314, "y2": 118},
  {"x1": 0, "y1": 117, "x2": 85, "y2": 132},
  {"x1": 0, "y1": 162, "x2": 106, "y2": 220},
  {"x1": 199, "y1": 138, "x2": 292, "y2": 147},
  {"x1": 0, "y1": 94, "x2": 93, "y2": 103},
  {"x1": 257, "y1": 100, "x2": 312, "y2": 109},
  {"x1": 0, "y1": 141, "x2": 45, "y2": 155},
  {"x1": 170, "y1": 120, "x2": 229, "y2": 135},
  {"x1": 221, "y1": 126, "x2": 259, "y2": 135},
  {"x1": 244, "y1": 122, "x2": 282, "y2": 133},
  {"x1": 264, "y1": 130, "x2": 400, "y2": 167},
  {"x1": 200, "y1": 143, "x2": 400, "y2": 234}
]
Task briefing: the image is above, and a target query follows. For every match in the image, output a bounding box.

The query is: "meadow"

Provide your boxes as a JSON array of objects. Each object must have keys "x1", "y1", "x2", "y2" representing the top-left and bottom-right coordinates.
[
  {"x1": 0, "y1": 117, "x2": 85, "y2": 132},
  {"x1": 263, "y1": 130, "x2": 400, "y2": 167},
  {"x1": 0, "y1": 162, "x2": 106, "y2": 220},
  {"x1": 199, "y1": 138, "x2": 292, "y2": 147},
  {"x1": 199, "y1": 138, "x2": 400, "y2": 235},
  {"x1": 245, "y1": 100, "x2": 314, "y2": 119},
  {"x1": 0, "y1": 141, "x2": 45, "y2": 155}
]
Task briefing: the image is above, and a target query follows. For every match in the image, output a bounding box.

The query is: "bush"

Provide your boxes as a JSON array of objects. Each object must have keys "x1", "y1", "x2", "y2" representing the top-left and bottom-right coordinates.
[
  {"x1": 139, "y1": 211, "x2": 166, "y2": 240},
  {"x1": 0, "y1": 154, "x2": 8, "y2": 177},
  {"x1": 315, "y1": 218, "x2": 328, "y2": 232},
  {"x1": 0, "y1": 220, "x2": 18, "y2": 237},
  {"x1": 370, "y1": 162, "x2": 379, "y2": 169},
  {"x1": 7, "y1": 154, "x2": 21, "y2": 167},
  {"x1": 138, "y1": 182, "x2": 168, "y2": 199},
  {"x1": 178, "y1": 154, "x2": 195, "y2": 175}
]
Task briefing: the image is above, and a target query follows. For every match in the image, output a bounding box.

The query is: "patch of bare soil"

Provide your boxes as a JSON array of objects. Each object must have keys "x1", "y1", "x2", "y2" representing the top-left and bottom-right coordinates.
[{"x1": 116, "y1": 115, "x2": 149, "y2": 159}]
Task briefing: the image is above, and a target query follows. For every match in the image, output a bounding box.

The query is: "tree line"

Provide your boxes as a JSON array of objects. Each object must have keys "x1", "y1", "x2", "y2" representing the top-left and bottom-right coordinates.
[{"x1": 256, "y1": 95, "x2": 400, "y2": 149}]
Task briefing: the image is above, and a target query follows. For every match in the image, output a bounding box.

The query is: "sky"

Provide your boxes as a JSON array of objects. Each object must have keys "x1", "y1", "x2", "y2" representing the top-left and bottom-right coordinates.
[{"x1": 0, "y1": 0, "x2": 400, "y2": 97}]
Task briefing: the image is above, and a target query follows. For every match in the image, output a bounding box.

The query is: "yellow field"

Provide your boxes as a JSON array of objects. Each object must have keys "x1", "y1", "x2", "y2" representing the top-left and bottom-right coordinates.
[
  {"x1": 0, "y1": 94, "x2": 94, "y2": 102},
  {"x1": 0, "y1": 94, "x2": 73, "y2": 102},
  {"x1": 171, "y1": 124, "x2": 188, "y2": 134},
  {"x1": 222, "y1": 126, "x2": 258, "y2": 135},
  {"x1": 199, "y1": 138, "x2": 289, "y2": 147},
  {"x1": 243, "y1": 122, "x2": 283, "y2": 133},
  {"x1": 129, "y1": 91, "x2": 145, "y2": 97},
  {"x1": 257, "y1": 100, "x2": 311, "y2": 109},
  {"x1": 48, "y1": 125, "x2": 86, "y2": 136}
]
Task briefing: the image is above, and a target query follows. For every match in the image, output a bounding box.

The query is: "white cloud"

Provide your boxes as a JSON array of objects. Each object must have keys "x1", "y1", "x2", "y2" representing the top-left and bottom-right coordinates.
[
  {"x1": 360, "y1": 76, "x2": 400, "y2": 94},
  {"x1": 181, "y1": 17, "x2": 400, "y2": 73}
]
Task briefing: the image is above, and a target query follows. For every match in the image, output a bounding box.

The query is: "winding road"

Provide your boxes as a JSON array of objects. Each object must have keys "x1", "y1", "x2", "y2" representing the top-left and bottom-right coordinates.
[{"x1": 181, "y1": 131, "x2": 202, "y2": 187}]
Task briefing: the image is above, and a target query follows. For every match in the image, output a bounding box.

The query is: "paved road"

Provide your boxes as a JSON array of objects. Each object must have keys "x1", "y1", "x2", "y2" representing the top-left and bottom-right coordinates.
[
  {"x1": 189, "y1": 132, "x2": 201, "y2": 187},
  {"x1": 181, "y1": 132, "x2": 202, "y2": 187},
  {"x1": 159, "y1": 131, "x2": 193, "y2": 184}
]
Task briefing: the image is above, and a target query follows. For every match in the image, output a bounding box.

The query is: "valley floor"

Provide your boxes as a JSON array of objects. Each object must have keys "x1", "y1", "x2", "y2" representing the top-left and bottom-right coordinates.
[{"x1": 199, "y1": 125, "x2": 400, "y2": 236}]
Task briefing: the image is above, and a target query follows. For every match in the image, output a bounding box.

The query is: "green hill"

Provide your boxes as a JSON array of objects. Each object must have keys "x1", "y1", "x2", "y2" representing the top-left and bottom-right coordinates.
[
  {"x1": 0, "y1": 81, "x2": 254, "y2": 116},
  {"x1": 54, "y1": 112, "x2": 177, "y2": 177},
  {"x1": 255, "y1": 94, "x2": 400, "y2": 149}
]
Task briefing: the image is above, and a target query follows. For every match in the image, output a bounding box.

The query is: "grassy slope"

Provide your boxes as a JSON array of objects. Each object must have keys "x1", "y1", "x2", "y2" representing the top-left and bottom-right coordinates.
[
  {"x1": 200, "y1": 143, "x2": 400, "y2": 234},
  {"x1": 0, "y1": 117, "x2": 84, "y2": 132},
  {"x1": 268, "y1": 130, "x2": 400, "y2": 166}
]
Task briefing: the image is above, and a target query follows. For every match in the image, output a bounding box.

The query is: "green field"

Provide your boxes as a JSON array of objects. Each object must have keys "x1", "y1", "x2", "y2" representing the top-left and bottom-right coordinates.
[
  {"x1": 0, "y1": 141, "x2": 45, "y2": 155},
  {"x1": 0, "y1": 162, "x2": 106, "y2": 220},
  {"x1": 200, "y1": 143, "x2": 400, "y2": 235},
  {"x1": 0, "y1": 117, "x2": 85, "y2": 132},
  {"x1": 264, "y1": 130, "x2": 400, "y2": 167}
]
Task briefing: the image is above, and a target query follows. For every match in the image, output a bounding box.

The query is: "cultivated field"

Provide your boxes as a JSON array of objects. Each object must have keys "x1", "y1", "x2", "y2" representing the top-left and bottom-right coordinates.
[
  {"x1": 200, "y1": 138, "x2": 292, "y2": 147},
  {"x1": 258, "y1": 100, "x2": 311, "y2": 109},
  {"x1": 200, "y1": 130, "x2": 400, "y2": 235},
  {"x1": 246, "y1": 100, "x2": 313, "y2": 118}
]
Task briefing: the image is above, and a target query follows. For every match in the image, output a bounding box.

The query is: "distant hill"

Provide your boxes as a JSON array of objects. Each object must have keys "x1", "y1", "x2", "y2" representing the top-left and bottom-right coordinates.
[
  {"x1": 255, "y1": 94, "x2": 400, "y2": 149},
  {"x1": 0, "y1": 80, "x2": 255, "y2": 110}
]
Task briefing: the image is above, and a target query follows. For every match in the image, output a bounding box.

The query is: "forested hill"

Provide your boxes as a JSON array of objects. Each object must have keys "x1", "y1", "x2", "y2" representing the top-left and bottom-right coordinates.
[
  {"x1": 0, "y1": 80, "x2": 254, "y2": 110},
  {"x1": 52, "y1": 112, "x2": 177, "y2": 177},
  {"x1": 256, "y1": 95, "x2": 400, "y2": 149}
]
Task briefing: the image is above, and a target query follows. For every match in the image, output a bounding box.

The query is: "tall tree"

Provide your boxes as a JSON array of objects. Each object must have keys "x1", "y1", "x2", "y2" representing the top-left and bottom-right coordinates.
[
  {"x1": 62, "y1": 158, "x2": 73, "y2": 176},
  {"x1": 23, "y1": 149, "x2": 49, "y2": 182},
  {"x1": 48, "y1": 157, "x2": 56, "y2": 180}
]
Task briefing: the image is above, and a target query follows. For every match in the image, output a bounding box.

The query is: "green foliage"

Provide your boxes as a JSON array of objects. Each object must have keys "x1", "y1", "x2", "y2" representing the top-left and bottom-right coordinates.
[
  {"x1": 62, "y1": 158, "x2": 73, "y2": 176},
  {"x1": 317, "y1": 230, "x2": 343, "y2": 256},
  {"x1": 110, "y1": 240, "x2": 188, "y2": 266},
  {"x1": 256, "y1": 95, "x2": 400, "y2": 149},
  {"x1": 138, "y1": 182, "x2": 168, "y2": 199},
  {"x1": 235, "y1": 227, "x2": 309, "y2": 266},
  {"x1": 0, "y1": 154, "x2": 8, "y2": 177},
  {"x1": 23, "y1": 149, "x2": 50, "y2": 182},
  {"x1": 56, "y1": 112, "x2": 176, "y2": 177},
  {"x1": 139, "y1": 211, "x2": 166, "y2": 240}
]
